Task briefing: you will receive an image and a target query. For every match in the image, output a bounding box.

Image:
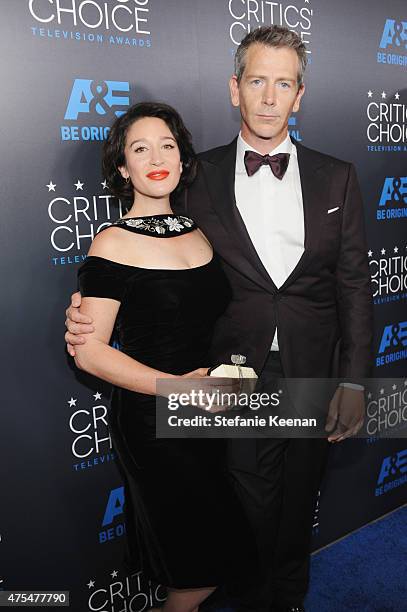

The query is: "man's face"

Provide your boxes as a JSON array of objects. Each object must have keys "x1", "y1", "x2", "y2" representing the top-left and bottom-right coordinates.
[{"x1": 229, "y1": 44, "x2": 305, "y2": 153}]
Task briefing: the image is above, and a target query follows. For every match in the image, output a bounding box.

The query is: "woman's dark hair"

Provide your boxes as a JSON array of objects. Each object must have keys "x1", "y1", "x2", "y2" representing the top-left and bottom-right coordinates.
[{"x1": 102, "y1": 101, "x2": 197, "y2": 203}]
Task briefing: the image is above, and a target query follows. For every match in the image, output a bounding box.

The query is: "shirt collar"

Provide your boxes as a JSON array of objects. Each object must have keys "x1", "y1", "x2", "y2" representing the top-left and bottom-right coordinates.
[{"x1": 236, "y1": 131, "x2": 297, "y2": 174}]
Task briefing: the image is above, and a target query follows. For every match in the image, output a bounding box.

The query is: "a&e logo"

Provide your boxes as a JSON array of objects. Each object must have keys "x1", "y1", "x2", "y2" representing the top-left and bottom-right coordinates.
[
  {"x1": 377, "y1": 177, "x2": 407, "y2": 220},
  {"x1": 99, "y1": 486, "x2": 125, "y2": 544},
  {"x1": 61, "y1": 79, "x2": 130, "y2": 141},
  {"x1": 376, "y1": 321, "x2": 407, "y2": 367},
  {"x1": 375, "y1": 448, "x2": 407, "y2": 496},
  {"x1": 378, "y1": 19, "x2": 407, "y2": 67}
]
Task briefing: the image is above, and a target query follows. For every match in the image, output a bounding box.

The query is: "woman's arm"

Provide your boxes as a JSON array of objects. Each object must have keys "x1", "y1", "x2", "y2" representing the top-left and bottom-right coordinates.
[
  {"x1": 74, "y1": 229, "x2": 175, "y2": 395},
  {"x1": 74, "y1": 295, "x2": 175, "y2": 395}
]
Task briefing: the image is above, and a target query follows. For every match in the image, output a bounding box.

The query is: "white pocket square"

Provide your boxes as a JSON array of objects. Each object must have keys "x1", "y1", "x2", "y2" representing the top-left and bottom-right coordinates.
[{"x1": 327, "y1": 206, "x2": 340, "y2": 214}]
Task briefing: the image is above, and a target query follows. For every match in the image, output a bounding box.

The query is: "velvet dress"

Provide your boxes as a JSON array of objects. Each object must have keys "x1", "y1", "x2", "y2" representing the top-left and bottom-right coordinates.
[{"x1": 78, "y1": 214, "x2": 255, "y2": 589}]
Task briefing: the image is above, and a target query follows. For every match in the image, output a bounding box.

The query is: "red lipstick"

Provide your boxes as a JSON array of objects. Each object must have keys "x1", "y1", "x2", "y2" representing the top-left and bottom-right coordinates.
[{"x1": 146, "y1": 170, "x2": 169, "y2": 180}]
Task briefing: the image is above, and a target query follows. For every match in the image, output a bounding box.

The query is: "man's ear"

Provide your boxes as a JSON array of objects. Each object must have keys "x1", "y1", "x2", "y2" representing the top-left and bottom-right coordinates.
[
  {"x1": 229, "y1": 75, "x2": 240, "y2": 108},
  {"x1": 293, "y1": 83, "x2": 305, "y2": 113}
]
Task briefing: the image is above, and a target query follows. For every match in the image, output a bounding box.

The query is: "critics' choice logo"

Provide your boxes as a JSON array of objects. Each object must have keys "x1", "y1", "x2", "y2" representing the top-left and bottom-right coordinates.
[
  {"x1": 377, "y1": 18, "x2": 407, "y2": 67},
  {"x1": 228, "y1": 0, "x2": 313, "y2": 55},
  {"x1": 366, "y1": 90, "x2": 407, "y2": 152},
  {"x1": 99, "y1": 486, "x2": 125, "y2": 544},
  {"x1": 46, "y1": 178, "x2": 125, "y2": 266},
  {"x1": 376, "y1": 177, "x2": 407, "y2": 221},
  {"x1": 376, "y1": 321, "x2": 407, "y2": 367},
  {"x1": 86, "y1": 569, "x2": 166, "y2": 611},
  {"x1": 366, "y1": 381, "x2": 407, "y2": 437},
  {"x1": 68, "y1": 392, "x2": 115, "y2": 471},
  {"x1": 61, "y1": 78, "x2": 131, "y2": 141},
  {"x1": 375, "y1": 448, "x2": 407, "y2": 496},
  {"x1": 368, "y1": 246, "x2": 407, "y2": 305},
  {"x1": 29, "y1": 0, "x2": 152, "y2": 49}
]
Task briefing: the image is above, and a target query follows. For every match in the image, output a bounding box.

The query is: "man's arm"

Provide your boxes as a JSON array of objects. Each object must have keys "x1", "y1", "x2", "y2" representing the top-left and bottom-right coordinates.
[
  {"x1": 65, "y1": 292, "x2": 94, "y2": 356},
  {"x1": 325, "y1": 163, "x2": 373, "y2": 442},
  {"x1": 336, "y1": 163, "x2": 373, "y2": 379}
]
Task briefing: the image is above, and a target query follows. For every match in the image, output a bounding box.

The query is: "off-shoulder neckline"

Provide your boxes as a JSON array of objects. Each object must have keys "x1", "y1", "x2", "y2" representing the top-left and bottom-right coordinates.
[
  {"x1": 83, "y1": 254, "x2": 215, "y2": 272},
  {"x1": 118, "y1": 214, "x2": 187, "y2": 220}
]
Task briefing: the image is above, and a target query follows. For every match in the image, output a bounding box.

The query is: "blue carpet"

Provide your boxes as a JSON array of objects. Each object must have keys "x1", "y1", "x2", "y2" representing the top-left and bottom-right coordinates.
[
  {"x1": 206, "y1": 505, "x2": 406, "y2": 611},
  {"x1": 306, "y1": 505, "x2": 407, "y2": 611}
]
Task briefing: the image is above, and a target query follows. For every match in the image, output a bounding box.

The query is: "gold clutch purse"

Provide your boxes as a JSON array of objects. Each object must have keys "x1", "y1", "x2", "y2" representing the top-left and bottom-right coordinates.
[{"x1": 209, "y1": 354, "x2": 258, "y2": 379}]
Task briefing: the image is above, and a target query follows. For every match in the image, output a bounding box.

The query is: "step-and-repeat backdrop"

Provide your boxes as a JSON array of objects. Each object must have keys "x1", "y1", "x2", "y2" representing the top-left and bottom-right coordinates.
[{"x1": 1, "y1": 1, "x2": 406, "y2": 609}]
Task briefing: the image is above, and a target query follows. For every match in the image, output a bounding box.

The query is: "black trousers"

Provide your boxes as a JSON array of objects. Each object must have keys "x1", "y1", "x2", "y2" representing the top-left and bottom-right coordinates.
[{"x1": 227, "y1": 352, "x2": 330, "y2": 611}]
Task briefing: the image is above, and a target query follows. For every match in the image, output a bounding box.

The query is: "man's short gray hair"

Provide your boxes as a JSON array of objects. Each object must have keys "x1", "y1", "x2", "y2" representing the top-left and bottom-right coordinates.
[{"x1": 234, "y1": 26, "x2": 307, "y2": 87}]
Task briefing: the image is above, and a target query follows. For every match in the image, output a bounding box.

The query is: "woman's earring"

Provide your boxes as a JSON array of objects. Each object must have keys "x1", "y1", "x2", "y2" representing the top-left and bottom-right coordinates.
[{"x1": 125, "y1": 177, "x2": 130, "y2": 184}]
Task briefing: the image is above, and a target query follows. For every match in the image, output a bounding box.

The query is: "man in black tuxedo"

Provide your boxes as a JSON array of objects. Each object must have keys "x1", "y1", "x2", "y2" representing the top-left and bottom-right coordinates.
[
  {"x1": 176, "y1": 27, "x2": 372, "y2": 612},
  {"x1": 65, "y1": 26, "x2": 372, "y2": 612}
]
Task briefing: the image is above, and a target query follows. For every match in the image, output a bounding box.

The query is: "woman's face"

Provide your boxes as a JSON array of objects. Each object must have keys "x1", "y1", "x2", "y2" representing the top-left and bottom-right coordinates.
[{"x1": 119, "y1": 116, "x2": 182, "y2": 201}]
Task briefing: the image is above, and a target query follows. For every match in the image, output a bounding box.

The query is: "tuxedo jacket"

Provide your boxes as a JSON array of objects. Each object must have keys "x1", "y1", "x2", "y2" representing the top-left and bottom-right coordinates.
[{"x1": 176, "y1": 137, "x2": 373, "y2": 379}]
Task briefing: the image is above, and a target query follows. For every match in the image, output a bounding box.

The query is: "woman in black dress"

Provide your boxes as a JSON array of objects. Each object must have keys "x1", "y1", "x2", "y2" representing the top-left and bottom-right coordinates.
[{"x1": 74, "y1": 102, "x2": 254, "y2": 612}]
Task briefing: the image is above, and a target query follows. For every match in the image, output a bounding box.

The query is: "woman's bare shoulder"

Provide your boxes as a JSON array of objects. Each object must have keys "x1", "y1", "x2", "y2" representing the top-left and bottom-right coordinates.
[{"x1": 87, "y1": 226, "x2": 127, "y2": 259}]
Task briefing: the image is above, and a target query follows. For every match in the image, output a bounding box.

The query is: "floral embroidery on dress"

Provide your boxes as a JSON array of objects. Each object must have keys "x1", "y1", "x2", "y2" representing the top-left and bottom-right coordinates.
[
  {"x1": 164, "y1": 216, "x2": 184, "y2": 232},
  {"x1": 114, "y1": 215, "x2": 196, "y2": 236},
  {"x1": 123, "y1": 218, "x2": 149, "y2": 229}
]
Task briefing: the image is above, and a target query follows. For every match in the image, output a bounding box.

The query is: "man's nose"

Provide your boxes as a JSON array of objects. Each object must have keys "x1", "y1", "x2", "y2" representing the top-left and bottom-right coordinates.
[{"x1": 262, "y1": 83, "x2": 276, "y2": 105}]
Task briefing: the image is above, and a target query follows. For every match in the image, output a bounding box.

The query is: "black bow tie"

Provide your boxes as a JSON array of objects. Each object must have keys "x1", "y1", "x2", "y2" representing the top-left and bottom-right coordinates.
[{"x1": 244, "y1": 150, "x2": 290, "y2": 180}]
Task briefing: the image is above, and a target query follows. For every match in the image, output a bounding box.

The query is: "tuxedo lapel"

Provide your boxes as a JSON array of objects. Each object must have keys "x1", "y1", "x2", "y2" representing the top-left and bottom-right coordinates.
[
  {"x1": 199, "y1": 139, "x2": 277, "y2": 293},
  {"x1": 278, "y1": 140, "x2": 330, "y2": 291},
  {"x1": 190, "y1": 138, "x2": 331, "y2": 294},
  {"x1": 192, "y1": 141, "x2": 274, "y2": 291}
]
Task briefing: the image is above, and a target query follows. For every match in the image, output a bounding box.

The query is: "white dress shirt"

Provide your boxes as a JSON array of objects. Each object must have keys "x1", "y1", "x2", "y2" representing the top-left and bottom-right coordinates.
[{"x1": 235, "y1": 132, "x2": 304, "y2": 351}]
